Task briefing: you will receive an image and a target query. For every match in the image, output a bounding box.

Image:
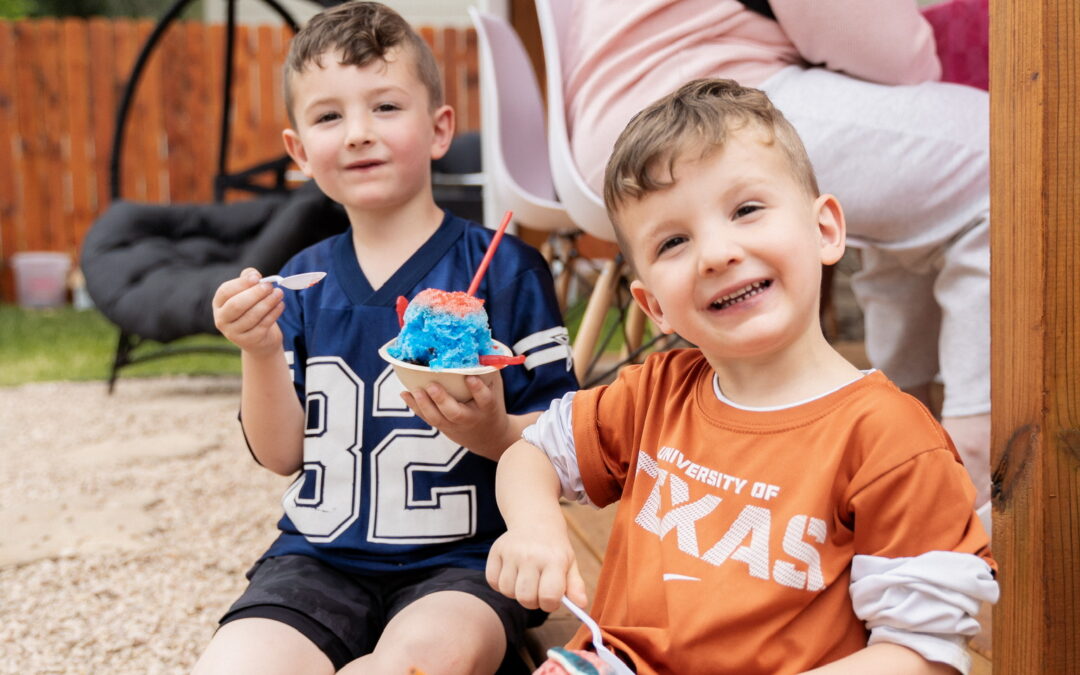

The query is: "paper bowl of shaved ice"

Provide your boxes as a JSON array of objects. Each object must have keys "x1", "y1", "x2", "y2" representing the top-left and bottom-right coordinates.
[{"x1": 380, "y1": 288, "x2": 524, "y2": 402}]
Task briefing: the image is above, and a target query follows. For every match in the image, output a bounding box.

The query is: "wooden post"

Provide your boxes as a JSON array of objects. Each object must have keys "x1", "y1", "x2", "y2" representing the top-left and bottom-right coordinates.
[{"x1": 989, "y1": 0, "x2": 1080, "y2": 672}]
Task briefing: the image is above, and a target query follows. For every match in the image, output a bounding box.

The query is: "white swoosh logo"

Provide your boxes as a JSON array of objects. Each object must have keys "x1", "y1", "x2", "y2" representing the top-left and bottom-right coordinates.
[{"x1": 662, "y1": 573, "x2": 701, "y2": 582}]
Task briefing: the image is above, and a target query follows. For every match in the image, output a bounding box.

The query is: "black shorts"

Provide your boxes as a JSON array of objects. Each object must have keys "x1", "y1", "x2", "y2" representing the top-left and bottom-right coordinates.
[{"x1": 220, "y1": 554, "x2": 543, "y2": 672}]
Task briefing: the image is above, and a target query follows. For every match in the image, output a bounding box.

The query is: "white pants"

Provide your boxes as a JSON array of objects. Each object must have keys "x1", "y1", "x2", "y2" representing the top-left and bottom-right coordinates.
[{"x1": 762, "y1": 66, "x2": 990, "y2": 417}]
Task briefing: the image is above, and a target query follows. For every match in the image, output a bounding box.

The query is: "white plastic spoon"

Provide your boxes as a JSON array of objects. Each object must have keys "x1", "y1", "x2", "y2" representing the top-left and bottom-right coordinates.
[
  {"x1": 260, "y1": 272, "x2": 326, "y2": 290},
  {"x1": 561, "y1": 596, "x2": 635, "y2": 675}
]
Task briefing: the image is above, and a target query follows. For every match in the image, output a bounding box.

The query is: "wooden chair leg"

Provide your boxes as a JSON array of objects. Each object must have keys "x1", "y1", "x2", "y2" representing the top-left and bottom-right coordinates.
[
  {"x1": 573, "y1": 258, "x2": 620, "y2": 385},
  {"x1": 820, "y1": 263, "x2": 839, "y2": 341},
  {"x1": 539, "y1": 238, "x2": 554, "y2": 265},
  {"x1": 555, "y1": 253, "x2": 575, "y2": 314},
  {"x1": 622, "y1": 299, "x2": 647, "y2": 360}
]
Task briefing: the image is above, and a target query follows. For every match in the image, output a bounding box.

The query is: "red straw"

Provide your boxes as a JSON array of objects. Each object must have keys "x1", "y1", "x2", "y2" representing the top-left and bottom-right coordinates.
[{"x1": 466, "y1": 210, "x2": 513, "y2": 296}]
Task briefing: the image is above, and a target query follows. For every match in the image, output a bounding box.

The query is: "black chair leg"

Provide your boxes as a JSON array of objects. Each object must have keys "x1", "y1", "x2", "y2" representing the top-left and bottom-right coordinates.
[{"x1": 108, "y1": 332, "x2": 139, "y2": 394}]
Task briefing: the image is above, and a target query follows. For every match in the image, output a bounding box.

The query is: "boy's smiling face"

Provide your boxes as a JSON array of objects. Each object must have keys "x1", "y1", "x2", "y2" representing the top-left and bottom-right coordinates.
[
  {"x1": 622, "y1": 128, "x2": 845, "y2": 364},
  {"x1": 282, "y1": 47, "x2": 453, "y2": 216}
]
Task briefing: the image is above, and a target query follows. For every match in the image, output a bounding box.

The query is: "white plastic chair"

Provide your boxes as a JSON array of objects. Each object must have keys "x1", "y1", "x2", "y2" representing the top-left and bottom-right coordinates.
[
  {"x1": 468, "y1": 7, "x2": 576, "y2": 236},
  {"x1": 534, "y1": 0, "x2": 617, "y2": 244},
  {"x1": 534, "y1": 0, "x2": 654, "y2": 383}
]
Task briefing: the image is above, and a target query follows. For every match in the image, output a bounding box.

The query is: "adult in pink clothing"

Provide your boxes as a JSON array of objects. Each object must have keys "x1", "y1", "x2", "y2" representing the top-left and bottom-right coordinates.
[{"x1": 564, "y1": 0, "x2": 991, "y2": 521}]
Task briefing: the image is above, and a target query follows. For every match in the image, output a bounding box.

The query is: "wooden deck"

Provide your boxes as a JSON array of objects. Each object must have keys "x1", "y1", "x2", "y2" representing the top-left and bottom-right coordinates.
[{"x1": 523, "y1": 440, "x2": 994, "y2": 672}]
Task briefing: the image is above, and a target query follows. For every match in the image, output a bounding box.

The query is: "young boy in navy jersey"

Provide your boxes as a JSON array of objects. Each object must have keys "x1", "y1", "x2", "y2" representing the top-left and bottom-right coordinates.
[{"x1": 198, "y1": 3, "x2": 577, "y2": 673}]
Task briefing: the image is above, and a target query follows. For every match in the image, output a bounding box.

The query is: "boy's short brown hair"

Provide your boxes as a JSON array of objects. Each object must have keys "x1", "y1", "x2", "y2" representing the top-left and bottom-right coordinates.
[
  {"x1": 283, "y1": 1, "x2": 443, "y2": 124},
  {"x1": 603, "y1": 78, "x2": 819, "y2": 228}
]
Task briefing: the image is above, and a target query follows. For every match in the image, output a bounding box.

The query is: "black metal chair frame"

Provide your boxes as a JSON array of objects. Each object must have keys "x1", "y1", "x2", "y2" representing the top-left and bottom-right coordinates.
[{"x1": 103, "y1": 0, "x2": 330, "y2": 392}]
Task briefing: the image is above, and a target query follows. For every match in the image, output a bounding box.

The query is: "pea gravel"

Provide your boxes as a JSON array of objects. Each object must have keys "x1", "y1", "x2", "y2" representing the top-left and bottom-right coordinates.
[{"x1": 0, "y1": 377, "x2": 290, "y2": 674}]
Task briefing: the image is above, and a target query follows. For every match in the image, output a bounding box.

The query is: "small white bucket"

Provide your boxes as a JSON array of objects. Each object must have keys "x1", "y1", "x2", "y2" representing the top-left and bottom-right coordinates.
[{"x1": 11, "y1": 252, "x2": 72, "y2": 308}]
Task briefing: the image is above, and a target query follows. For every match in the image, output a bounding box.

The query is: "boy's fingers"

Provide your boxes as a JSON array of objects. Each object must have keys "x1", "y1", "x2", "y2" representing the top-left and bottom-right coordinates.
[
  {"x1": 424, "y1": 383, "x2": 466, "y2": 419},
  {"x1": 247, "y1": 296, "x2": 285, "y2": 334},
  {"x1": 212, "y1": 276, "x2": 252, "y2": 310},
  {"x1": 497, "y1": 560, "x2": 523, "y2": 602},
  {"x1": 485, "y1": 548, "x2": 503, "y2": 591},
  {"x1": 228, "y1": 286, "x2": 279, "y2": 334},
  {"x1": 538, "y1": 562, "x2": 570, "y2": 612},
  {"x1": 216, "y1": 279, "x2": 270, "y2": 321},
  {"x1": 513, "y1": 565, "x2": 542, "y2": 610},
  {"x1": 217, "y1": 268, "x2": 263, "y2": 300},
  {"x1": 404, "y1": 388, "x2": 443, "y2": 424},
  {"x1": 465, "y1": 376, "x2": 494, "y2": 408},
  {"x1": 565, "y1": 560, "x2": 589, "y2": 610}
]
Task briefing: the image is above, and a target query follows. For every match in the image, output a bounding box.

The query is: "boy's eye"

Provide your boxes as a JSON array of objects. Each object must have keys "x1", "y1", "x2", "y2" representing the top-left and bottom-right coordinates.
[
  {"x1": 314, "y1": 111, "x2": 340, "y2": 124},
  {"x1": 657, "y1": 235, "x2": 687, "y2": 255},
  {"x1": 734, "y1": 203, "x2": 762, "y2": 219},
  {"x1": 375, "y1": 103, "x2": 400, "y2": 113}
]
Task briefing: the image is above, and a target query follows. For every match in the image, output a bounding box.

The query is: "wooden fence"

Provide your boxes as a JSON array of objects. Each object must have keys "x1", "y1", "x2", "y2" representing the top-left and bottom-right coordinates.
[{"x1": 0, "y1": 18, "x2": 479, "y2": 302}]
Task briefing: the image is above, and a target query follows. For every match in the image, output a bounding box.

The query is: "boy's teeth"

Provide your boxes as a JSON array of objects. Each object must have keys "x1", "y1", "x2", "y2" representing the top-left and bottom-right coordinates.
[{"x1": 712, "y1": 280, "x2": 769, "y2": 309}]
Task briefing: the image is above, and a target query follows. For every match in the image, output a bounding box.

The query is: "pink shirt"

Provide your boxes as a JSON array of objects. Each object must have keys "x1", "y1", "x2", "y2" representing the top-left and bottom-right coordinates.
[{"x1": 566, "y1": 0, "x2": 942, "y2": 191}]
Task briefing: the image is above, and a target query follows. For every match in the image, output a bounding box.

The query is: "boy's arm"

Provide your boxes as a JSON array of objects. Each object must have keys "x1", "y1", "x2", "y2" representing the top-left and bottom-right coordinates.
[
  {"x1": 239, "y1": 349, "x2": 305, "y2": 475},
  {"x1": 485, "y1": 439, "x2": 588, "y2": 613},
  {"x1": 835, "y1": 404, "x2": 998, "y2": 675},
  {"x1": 213, "y1": 268, "x2": 305, "y2": 475},
  {"x1": 800, "y1": 643, "x2": 957, "y2": 674}
]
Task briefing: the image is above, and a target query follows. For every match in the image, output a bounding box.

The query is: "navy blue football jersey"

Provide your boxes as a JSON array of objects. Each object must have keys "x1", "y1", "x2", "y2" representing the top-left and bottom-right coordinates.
[{"x1": 257, "y1": 212, "x2": 578, "y2": 573}]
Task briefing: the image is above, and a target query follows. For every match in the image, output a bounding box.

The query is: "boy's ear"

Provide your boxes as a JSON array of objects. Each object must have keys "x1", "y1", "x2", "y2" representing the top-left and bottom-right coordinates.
[
  {"x1": 282, "y1": 128, "x2": 313, "y2": 178},
  {"x1": 630, "y1": 279, "x2": 676, "y2": 335},
  {"x1": 814, "y1": 193, "x2": 846, "y2": 266},
  {"x1": 429, "y1": 104, "x2": 455, "y2": 161}
]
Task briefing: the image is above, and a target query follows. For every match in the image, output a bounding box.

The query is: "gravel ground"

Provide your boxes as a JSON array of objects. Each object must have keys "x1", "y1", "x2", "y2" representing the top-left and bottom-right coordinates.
[{"x1": 0, "y1": 376, "x2": 291, "y2": 674}]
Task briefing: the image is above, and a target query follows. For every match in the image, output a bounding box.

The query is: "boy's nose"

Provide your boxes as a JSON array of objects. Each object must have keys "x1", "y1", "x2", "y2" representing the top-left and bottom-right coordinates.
[
  {"x1": 345, "y1": 117, "x2": 375, "y2": 148},
  {"x1": 697, "y1": 236, "x2": 744, "y2": 275}
]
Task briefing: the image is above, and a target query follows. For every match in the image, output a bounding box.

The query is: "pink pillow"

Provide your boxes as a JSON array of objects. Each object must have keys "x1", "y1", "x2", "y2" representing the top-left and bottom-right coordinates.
[{"x1": 922, "y1": 0, "x2": 989, "y2": 90}]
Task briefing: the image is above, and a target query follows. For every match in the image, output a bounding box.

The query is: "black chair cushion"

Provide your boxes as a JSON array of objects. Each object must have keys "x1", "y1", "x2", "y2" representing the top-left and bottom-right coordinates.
[{"x1": 81, "y1": 181, "x2": 348, "y2": 343}]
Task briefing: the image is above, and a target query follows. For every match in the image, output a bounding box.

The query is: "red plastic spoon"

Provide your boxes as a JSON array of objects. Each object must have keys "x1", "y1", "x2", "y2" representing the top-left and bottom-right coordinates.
[{"x1": 479, "y1": 353, "x2": 526, "y2": 367}]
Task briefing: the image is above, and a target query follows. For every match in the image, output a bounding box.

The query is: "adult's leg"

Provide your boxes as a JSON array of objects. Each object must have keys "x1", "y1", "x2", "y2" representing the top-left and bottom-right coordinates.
[
  {"x1": 339, "y1": 590, "x2": 506, "y2": 675},
  {"x1": 936, "y1": 218, "x2": 992, "y2": 510},
  {"x1": 192, "y1": 617, "x2": 335, "y2": 675},
  {"x1": 850, "y1": 246, "x2": 942, "y2": 398},
  {"x1": 762, "y1": 67, "x2": 992, "y2": 509}
]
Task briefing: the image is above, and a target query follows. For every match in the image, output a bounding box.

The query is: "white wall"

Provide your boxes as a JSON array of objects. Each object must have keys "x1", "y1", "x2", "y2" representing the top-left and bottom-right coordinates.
[{"x1": 203, "y1": 0, "x2": 508, "y2": 27}]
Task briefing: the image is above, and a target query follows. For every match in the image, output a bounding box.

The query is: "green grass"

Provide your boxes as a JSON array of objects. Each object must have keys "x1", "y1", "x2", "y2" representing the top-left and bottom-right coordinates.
[
  {"x1": 0, "y1": 304, "x2": 240, "y2": 386},
  {"x1": 0, "y1": 293, "x2": 645, "y2": 387}
]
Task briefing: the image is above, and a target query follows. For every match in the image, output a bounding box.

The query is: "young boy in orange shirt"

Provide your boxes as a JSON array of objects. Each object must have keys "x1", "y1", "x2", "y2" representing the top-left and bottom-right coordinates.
[{"x1": 486, "y1": 79, "x2": 997, "y2": 674}]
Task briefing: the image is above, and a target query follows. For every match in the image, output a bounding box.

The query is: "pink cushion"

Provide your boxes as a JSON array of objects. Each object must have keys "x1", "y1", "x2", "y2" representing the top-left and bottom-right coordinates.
[{"x1": 922, "y1": 0, "x2": 989, "y2": 90}]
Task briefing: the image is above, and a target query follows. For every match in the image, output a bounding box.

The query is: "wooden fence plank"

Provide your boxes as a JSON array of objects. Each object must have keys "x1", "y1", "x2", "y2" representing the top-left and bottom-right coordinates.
[
  {"x1": 13, "y1": 21, "x2": 41, "y2": 252},
  {"x1": 185, "y1": 20, "x2": 215, "y2": 204},
  {"x1": 204, "y1": 22, "x2": 225, "y2": 201},
  {"x1": 61, "y1": 19, "x2": 95, "y2": 252},
  {"x1": 276, "y1": 25, "x2": 293, "y2": 135},
  {"x1": 989, "y1": 0, "x2": 1080, "y2": 672},
  {"x1": 229, "y1": 24, "x2": 254, "y2": 185},
  {"x1": 442, "y1": 27, "x2": 460, "y2": 129},
  {"x1": 256, "y1": 24, "x2": 278, "y2": 146},
  {"x1": 87, "y1": 18, "x2": 115, "y2": 213},
  {"x1": 112, "y1": 19, "x2": 141, "y2": 201},
  {"x1": 161, "y1": 21, "x2": 194, "y2": 203},
  {"x1": 463, "y1": 27, "x2": 480, "y2": 133},
  {"x1": 0, "y1": 21, "x2": 16, "y2": 296},
  {"x1": 35, "y1": 19, "x2": 66, "y2": 253},
  {"x1": 135, "y1": 19, "x2": 165, "y2": 204}
]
